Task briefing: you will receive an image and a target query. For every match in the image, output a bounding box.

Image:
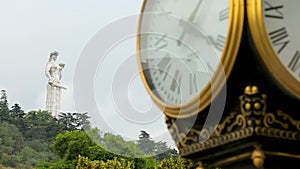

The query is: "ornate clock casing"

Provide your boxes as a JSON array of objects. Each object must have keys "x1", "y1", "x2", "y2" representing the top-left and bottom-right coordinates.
[{"x1": 135, "y1": 1, "x2": 300, "y2": 168}]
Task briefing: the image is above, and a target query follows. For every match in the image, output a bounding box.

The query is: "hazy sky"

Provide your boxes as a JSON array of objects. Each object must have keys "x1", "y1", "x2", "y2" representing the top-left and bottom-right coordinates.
[{"x1": 0, "y1": 0, "x2": 176, "y2": 148}]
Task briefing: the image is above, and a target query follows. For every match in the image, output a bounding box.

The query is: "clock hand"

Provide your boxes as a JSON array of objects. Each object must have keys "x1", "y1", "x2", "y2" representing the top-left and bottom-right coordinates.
[
  {"x1": 177, "y1": 32, "x2": 186, "y2": 46},
  {"x1": 188, "y1": 0, "x2": 204, "y2": 23},
  {"x1": 177, "y1": 0, "x2": 204, "y2": 46}
]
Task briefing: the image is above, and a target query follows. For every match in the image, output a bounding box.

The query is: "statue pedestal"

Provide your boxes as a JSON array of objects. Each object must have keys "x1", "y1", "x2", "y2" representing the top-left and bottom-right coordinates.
[{"x1": 46, "y1": 84, "x2": 62, "y2": 118}]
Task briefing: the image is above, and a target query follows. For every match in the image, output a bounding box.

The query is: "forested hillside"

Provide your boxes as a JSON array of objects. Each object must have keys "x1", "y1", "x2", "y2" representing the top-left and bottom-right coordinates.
[{"x1": 0, "y1": 90, "x2": 196, "y2": 169}]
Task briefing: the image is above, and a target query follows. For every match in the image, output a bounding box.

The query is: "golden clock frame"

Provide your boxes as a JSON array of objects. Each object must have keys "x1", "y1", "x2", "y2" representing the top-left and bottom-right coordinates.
[
  {"x1": 247, "y1": 0, "x2": 300, "y2": 99},
  {"x1": 137, "y1": 0, "x2": 244, "y2": 118}
]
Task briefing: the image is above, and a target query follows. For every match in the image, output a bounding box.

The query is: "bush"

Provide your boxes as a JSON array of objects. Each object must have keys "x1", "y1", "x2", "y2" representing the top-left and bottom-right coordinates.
[
  {"x1": 157, "y1": 156, "x2": 197, "y2": 169},
  {"x1": 76, "y1": 155, "x2": 134, "y2": 169}
]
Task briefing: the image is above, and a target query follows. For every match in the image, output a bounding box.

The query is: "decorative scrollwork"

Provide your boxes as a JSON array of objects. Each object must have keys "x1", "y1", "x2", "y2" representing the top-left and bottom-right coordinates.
[
  {"x1": 263, "y1": 112, "x2": 289, "y2": 129},
  {"x1": 180, "y1": 128, "x2": 254, "y2": 156},
  {"x1": 277, "y1": 110, "x2": 300, "y2": 131},
  {"x1": 165, "y1": 116, "x2": 200, "y2": 148},
  {"x1": 165, "y1": 85, "x2": 300, "y2": 156},
  {"x1": 227, "y1": 114, "x2": 247, "y2": 132},
  {"x1": 214, "y1": 112, "x2": 236, "y2": 136}
]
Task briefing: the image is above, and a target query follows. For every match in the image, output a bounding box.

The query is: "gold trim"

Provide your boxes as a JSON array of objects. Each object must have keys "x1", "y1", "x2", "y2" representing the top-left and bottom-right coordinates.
[
  {"x1": 200, "y1": 151, "x2": 300, "y2": 167},
  {"x1": 255, "y1": 127, "x2": 298, "y2": 140},
  {"x1": 179, "y1": 128, "x2": 254, "y2": 156},
  {"x1": 137, "y1": 0, "x2": 245, "y2": 118},
  {"x1": 171, "y1": 86, "x2": 300, "y2": 156},
  {"x1": 247, "y1": 0, "x2": 300, "y2": 99},
  {"x1": 212, "y1": 152, "x2": 252, "y2": 166},
  {"x1": 265, "y1": 151, "x2": 300, "y2": 159}
]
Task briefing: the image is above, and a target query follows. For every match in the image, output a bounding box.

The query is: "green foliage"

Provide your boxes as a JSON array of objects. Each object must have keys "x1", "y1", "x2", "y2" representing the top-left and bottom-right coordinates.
[
  {"x1": 0, "y1": 122, "x2": 23, "y2": 155},
  {"x1": 0, "y1": 164, "x2": 15, "y2": 169},
  {"x1": 51, "y1": 130, "x2": 96, "y2": 161},
  {"x1": 1, "y1": 153, "x2": 19, "y2": 168},
  {"x1": 25, "y1": 139, "x2": 51, "y2": 152},
  {"x1": 76, "y1": 156, "x2": 134, "y2": 169},
  {"x1": 17, "y1": 146, "x2": 52, "y2": 167},
  {"x1": 157, "y1": 156, "x2": 197, "y2": 169},
  {"x1": 154, "y1": 141, "x2": 178, "y2": 162},
  {"x1": 58, "y1": 112, "x2": 91, "y2": 132},
  {"x1": 87, "y1": 145, "x2": 115, "y2": 162},
  {"x1": 23, "y1": 110, "x2": 61, "y2": 144},
  {"x1": 137, "y1": 130, "x2": 156, "y2": 155},
  {"x1": 103, "y1": 133, "x2": 144, "y2": 158},
  {"x1": 9, "y1": 103, "x2": 26, "y2": 130},
  {"x1": 86, "y1": 128, "x2": 102, "y2": 145},
  {"x1": 24, "y1": 110, "x2": 54, "y2": 128},
  {"x1": 134, "y1": 156, "x2": 158, "y2": 169},
  {"x1": 0, "y1": 91, "x2": 187, "y2": 169},
  {"x1": 137, "y1": 130, "x2": 178, "y2": 162},
  {"x1": 0, "y1": 90, "x2": 10, "y2": 122},
  {"x1": 36, "y1": 159, "x2": 74, "y2": 169}
]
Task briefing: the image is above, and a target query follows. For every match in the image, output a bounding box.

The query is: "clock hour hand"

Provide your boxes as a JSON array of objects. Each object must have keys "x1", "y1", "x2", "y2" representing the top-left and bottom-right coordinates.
[{"x1": 177, "y1": 32, "x2": 185, "y2": 46}]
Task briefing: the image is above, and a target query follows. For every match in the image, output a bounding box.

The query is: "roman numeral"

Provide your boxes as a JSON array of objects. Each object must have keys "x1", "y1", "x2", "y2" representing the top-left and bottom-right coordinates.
[
  {"x1": 269, "y1": 27, "x2": 290, "y2": 54},
  {"x1": 154, "y1": 34, "x2": 168, "y2": 51},
  {"x1": 219, "y1": 8, "x2": 229, "y2": 21},
  {"x1": 163, "y1": 64, "x2": 171, "y2": 80},
  {"x1": 288, "y1": 51, "x2": 300, "y2": 76},
  {"x1": 157, "y1": 56, "x2": 171, "y2": 73},
  {"x1": 206, "y1": 62, "x2": 215, "y2": 75},
  {"x1": 264, "y1": 1, "x2": 284, "y2": 19},
  {"x1": 170, "y1": 70, "x2": 181, "y2": 93},
  {"x1": 213, "y1": 35, "x2": 226, "y2": 52},
  {"x1": 189, "y1": 73, "x2": 198, "y2": 95}
]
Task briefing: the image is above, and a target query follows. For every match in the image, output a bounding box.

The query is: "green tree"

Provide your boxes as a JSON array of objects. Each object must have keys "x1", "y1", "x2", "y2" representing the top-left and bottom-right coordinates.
[
  {"x1": 103, "y1": 133, "x2": 144, "y2": 158},
  {"x1": 25, "y1": 139, "x2": 51, "y2": 152},
  {"x1": 16, "y1": 146, "x2": 51, "y2": 168},
  {"x1": 51, "y1": 130, "x2": 96, "y2": 164},
  {"x1": 0, "y1": 122, "x2": 23, "y2": 156},
  {"x1": 154, "y1": 141, "x2": 178, "y2": 161},
  {"x1": 58, "y1": 112, "x2": 91, "y2": 132},
  {"x1": 24, "y1": 110, "x2": 54, "y2": 128},
  {"x1": 0, "y1": 90, "x2": 10, "y2": 123},
  {"x1": 87, "y1": 145, "x2": 115, "y2": 162},
  {"x1": 86, "y1": 128, "x2": 103, "y2": 145},
  {"x1": 10, "y1": 103, "x2": 26, "y2": 131},
  {"x1": 137, "y1": 130, "x2": 156, "y2": 155},
  {"x1": 74, "y1": 112, "x2": 91, "y2": 130},
  {"x1": 23, "y1": 110, "x2": 61, "y2": 143},
  {"x1": 38, "y1": 130, "x2": 119, "y2": 169}
]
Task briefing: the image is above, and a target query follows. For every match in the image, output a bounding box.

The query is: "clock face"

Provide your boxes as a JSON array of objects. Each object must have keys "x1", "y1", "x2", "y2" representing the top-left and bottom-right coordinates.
[
  {"x1": 139, "y1": 0, "x2": 229, "y2": 105},
  {"x1": 263, "y1": 0, "x2": 300, "y2": 81},
  {"x1": 247, "y1": 0, "x2": 300, "y2": 98},
  {"x1": 138, "y1": 0, "x2": 244, "y2": 117}
]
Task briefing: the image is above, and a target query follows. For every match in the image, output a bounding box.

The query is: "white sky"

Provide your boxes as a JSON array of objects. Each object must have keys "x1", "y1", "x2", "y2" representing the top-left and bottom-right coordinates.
[{"x1": 0, "y1": 0, "x2": 176, "y2": 148}]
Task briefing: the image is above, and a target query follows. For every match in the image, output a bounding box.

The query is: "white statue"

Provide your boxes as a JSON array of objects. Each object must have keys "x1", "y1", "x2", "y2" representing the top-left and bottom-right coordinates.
[{"x1": 45, "y1": 51, "x2": 66, "y2": 118}]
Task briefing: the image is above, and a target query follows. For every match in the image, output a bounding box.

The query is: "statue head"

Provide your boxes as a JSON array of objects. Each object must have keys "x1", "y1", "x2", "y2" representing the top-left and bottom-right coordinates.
[
  {"x1": 59, "y1": 63, "x2": 65, "y2": 68},
  {"x1": 49, "y1": 51, "x2": 59, "y2": 61}
]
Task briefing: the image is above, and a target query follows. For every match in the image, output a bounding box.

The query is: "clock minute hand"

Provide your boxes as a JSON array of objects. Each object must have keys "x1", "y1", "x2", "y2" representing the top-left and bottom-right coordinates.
[
  {"x1": 177, "y1": 0, "x2": 203, "y2": 46},
  {"x1": 188, "y1": 0, "x2": 203, "y2": 22}
]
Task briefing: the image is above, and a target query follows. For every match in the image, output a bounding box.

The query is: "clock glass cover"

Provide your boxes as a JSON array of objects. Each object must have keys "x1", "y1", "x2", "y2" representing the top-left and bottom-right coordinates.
[
  {"x1": 138, "y1": 0, "x2": 244, "y2": 117},
  {"x1": 248, "y1": 0, "x2": 300, "y2": 98}
]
